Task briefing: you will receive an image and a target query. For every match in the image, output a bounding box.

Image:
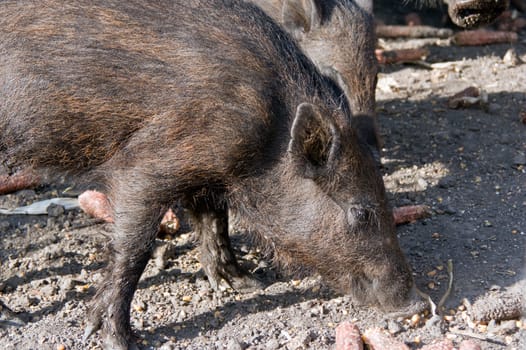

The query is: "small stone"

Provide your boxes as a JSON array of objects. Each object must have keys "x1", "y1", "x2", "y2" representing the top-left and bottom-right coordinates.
[
  {"x1": 25, "y1": 296, "x2": 40, "y2": 307},
  {"x1": 388, "y1": 320, "x2": 403, "y2": 335},
  {"x1": 291, "y1": 280, "x2": 301, "y2": 287},
  {"x1": 410, "y1": 314, "x2": 421, "y2": 327},
  {"x1": 75, "y1": 284, "x2": 90, "y2": 293},
  {"x1": 265, "y1": 338, "x2": 280, "y2": 350},
  {"x1": 503, "y1": 48, "x2": 522, "y2": 66},
  {"x1": 41, "y1": 284, "x2": 58, "y2": 298},
  {"x1": 427, "y1": 270, "x2": 438, "y2": 277},
  {"x1": 513, "y1": 153, "x2": 526, "y2": 166},
  {"x1": 417, "y1": 178, "x2": 428, "y2": 191},
  {"x1": 0, "y1": 221, "x2": 10, "y2": 231},
  {"x1": 288, "y1": 330, "x2": 315, "y2": 349},
  {"x1": 495, "y1": 320, "x2": 518, "y2": 334},
  {"x1": 413, "y1": 335, "x2": 421, "y2": 345},
  {"x1": 47, "y1": 203, "x2": 65, "y2": 217},
  {"x1": 226, "y1": 338, "x2": 246, "y2": 350},
  {"x1": 133, "y1": 300, "x2": 147, "y2": 312}
]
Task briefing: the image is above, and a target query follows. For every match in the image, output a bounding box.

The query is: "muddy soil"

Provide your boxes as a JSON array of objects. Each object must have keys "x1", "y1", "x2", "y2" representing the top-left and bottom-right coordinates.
[{"x1": 1, "y1": 4, "x2": 525, "y2": 350}]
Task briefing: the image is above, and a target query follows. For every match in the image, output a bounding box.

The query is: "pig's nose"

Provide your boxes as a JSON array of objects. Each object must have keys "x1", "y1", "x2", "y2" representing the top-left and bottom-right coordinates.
[
  {"x1": 384, "y1": 285, "x2": 429, "y2": 319},
  {"x1": 448, "y1": 0, "x2": 507, "y2": 28}
]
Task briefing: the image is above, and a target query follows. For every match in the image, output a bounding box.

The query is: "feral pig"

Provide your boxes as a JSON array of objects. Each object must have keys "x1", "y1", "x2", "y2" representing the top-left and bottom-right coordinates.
[
  {"x1": 246, "y1": 0, "x2": 381, "y2": 154},
  {"x1": 0, "y1": 0, "x2": 425, "y2": 348},
  {"x1": 242, "y1": 0, "x2": 509, "y2": 154}
]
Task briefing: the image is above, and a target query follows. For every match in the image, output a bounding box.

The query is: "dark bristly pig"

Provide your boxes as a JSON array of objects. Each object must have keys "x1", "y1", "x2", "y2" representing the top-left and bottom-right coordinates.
[
  {"x1": 246, "y1": 0, "x2": 381, "y2": 155},
  {"x1": 241, "y1": 1, "x2": 509, "y2": 158},
  {"x1": 0, "y1": 0, "x2": 425, "y2": 348}
]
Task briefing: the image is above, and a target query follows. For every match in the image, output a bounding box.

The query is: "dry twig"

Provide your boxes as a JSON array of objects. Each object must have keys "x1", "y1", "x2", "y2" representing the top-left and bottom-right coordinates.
[
  {"x1": 376, "y1": 25, "x2": 453, "y2": 38},
  {"x1": 0, "y1": 169, "x2": 40, "y2": 195},
  {"x1": 453, "y1": 30, "x2": 518, "y2": 46},
  {"x1": 335, "y1": 321, "x2": 363, "y2": 350},
  {"x1": 393, "y1": 205, "x2": 431, "y2": 225}
]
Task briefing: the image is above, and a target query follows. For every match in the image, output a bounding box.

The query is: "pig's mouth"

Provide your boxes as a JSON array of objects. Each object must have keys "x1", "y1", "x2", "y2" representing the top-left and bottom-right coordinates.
[
  {"x1": 381, "y1": 286, "x2": 429, "y2": 319},
  {"x1": 448, "y1": 1, "x2": 507, "y2": 28},
  {"x1": 343, "y1": 275, "x2": 428, "y2": 316}
]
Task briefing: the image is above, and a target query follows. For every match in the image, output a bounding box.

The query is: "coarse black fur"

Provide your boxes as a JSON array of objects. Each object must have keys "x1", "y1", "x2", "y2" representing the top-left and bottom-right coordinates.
[{"x1": 1, "y1": 1, "x2": 424, "y2": 348}]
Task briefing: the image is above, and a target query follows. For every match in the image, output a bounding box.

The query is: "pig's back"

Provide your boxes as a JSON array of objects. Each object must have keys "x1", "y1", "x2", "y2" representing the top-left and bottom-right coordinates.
[{"x1": 0, "y1": 0, "x2": 326, "y2": 173}]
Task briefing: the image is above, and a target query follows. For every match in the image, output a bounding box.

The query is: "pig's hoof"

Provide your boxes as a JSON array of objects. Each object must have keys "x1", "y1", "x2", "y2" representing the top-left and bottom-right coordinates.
[
  {"x1": 103, "y1": 333, "x2": 139, "y2": 350},
  {"x1": 83, "y1": 321, "x2": 100, "y2": 342},
  {"x1": 83, "y1": 307, "x2": 103, "y2": 341},
  {"x1": 206, "y1": 269, "x2": 264, "y2": 293},
  {"x1": 230, "y1": 274, "x2": 265, "y2": 292}
]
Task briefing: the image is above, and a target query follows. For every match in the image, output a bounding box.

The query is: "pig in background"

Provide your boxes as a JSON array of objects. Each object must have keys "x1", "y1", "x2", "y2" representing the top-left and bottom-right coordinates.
[
  {"x1": 246, "y1": 0, "x2": 381, "y2": 155},
  {"x1": 243, "y1": 0, "x2": 509, "y2": 159},
  {"x1": 0, "y1": 0, "x2": 425, "y2": 348}
]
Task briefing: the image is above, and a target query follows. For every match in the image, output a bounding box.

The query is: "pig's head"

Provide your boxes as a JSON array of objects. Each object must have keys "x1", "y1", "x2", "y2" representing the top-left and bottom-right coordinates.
[
  {"x1": 250, "y1": 102, "x2": 425, "y2": 313},
  {"x1": 280, "y1": 0, "x2": 380, "y2": 154},
  {"x1": 434, "y1": 0, "x2": 508, "y2": 28}
]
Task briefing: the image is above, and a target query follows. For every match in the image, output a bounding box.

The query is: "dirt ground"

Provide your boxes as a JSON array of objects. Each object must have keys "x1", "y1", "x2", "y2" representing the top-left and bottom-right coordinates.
[{"x1": 1, "y1": 4, "x2": 525, "y2": 350}]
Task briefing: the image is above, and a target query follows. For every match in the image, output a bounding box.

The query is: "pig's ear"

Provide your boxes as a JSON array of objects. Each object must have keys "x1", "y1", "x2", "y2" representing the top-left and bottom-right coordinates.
[
  {"x1": 282, "y1": 0, "x2": 322, "y2": 39},
  {"x1": 288, "y1": 103, "x2": 341, "y2": 179}
]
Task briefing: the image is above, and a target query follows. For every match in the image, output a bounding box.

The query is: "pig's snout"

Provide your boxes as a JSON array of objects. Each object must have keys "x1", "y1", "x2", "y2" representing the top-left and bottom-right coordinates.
[
  {"x1": 383, "y1": 286, "x2": 429, "y2": 319},
  {"x1": 447, "y1": 0, "x2": 508, "y2": 28},
  {"x1": 363, "y1": 256, "x2": 427, "y2": 315}
]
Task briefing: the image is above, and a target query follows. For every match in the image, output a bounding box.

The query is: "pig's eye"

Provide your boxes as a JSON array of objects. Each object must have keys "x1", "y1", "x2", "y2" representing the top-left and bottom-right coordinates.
[{"x1": 347, "y1": 207, "x2": 372, "y2": 227}]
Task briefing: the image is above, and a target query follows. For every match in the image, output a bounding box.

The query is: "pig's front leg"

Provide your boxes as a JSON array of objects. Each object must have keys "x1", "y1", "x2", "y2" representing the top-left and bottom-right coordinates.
[{"x1": 190, "y1": 207, "x2": 262, "y2": 292}]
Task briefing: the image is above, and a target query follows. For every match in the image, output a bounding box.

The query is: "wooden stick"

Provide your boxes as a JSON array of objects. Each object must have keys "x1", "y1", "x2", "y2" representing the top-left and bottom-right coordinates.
[
  {"x1": 0, "y1": 169, "x2": 40, "y2": 195},
  {"x1": 376, "y1": 48, "x2": 429, "y2": 65},
  {"x1": 393, "y1": 205, "x2": 431, "y2": 225},
  {"x1": 453, "y1": 30, "x2": 518, "y2": 46},
  {"x1": 376, "y1": 25, "x2": 453, "y2": 39},
  {"x1": 335, "y1": 321, "x2": 363, "y2": 350},
  {"x1": 362, "y1": 328, "x2": 410, "y2": 350}
]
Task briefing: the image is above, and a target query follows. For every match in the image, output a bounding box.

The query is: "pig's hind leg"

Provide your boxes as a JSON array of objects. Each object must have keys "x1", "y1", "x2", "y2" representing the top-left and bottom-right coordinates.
[
  {"x1": 188, "y1": 205, "x2": 263, "y2": 292},
  {"x1": 83, "y1": 176, "x2": 169, "y2": 350}
]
